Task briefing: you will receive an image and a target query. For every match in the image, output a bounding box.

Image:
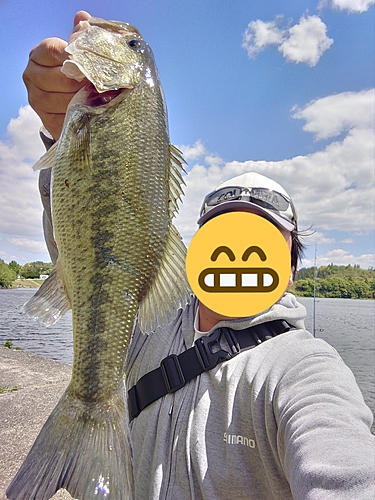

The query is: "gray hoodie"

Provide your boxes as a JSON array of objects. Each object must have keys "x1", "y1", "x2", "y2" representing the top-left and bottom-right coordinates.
[
  {"x1": 125, "y1": 294, "x2": 375, "y2": 500},
  {"x1": 38, "y1": 160, "x2": 374, "y2": 499}
]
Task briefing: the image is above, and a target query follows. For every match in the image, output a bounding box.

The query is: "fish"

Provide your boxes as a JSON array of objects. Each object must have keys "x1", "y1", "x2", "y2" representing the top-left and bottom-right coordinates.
[{"x1": 7, "y1": 17, "x2": 190, "y2": 500}]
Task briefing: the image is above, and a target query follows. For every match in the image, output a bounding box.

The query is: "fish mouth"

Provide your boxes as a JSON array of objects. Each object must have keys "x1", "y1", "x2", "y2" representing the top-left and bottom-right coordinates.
[{"x1": 85, "y1": 83, "x2": 128, "y2": 107}]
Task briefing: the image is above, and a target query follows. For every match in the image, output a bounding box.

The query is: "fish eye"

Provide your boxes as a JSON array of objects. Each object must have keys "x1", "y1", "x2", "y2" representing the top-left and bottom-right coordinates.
[{"x1": 128, "y1": 39, "x2": 144, "y2": 51}]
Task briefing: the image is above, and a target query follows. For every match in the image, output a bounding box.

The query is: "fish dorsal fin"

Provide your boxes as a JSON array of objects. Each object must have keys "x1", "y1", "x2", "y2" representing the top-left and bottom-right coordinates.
[
  {"x1": 33, "y1": 141, "x2": 59, "y2": 171},
  {"x1": 138, "y1": 223, "x2": 191, "y2": 334},
  {"x1": 168, "y1": 144, "x2": 187, "y2": 219},
  {"x1": 138, "y1": 144, "x2": 190, "y2": 333}
]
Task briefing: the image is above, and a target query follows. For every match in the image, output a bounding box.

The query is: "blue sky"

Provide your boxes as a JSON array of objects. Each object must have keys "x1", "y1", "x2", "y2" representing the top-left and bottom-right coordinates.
[{"x1": 0, "y1": 0, "x2": 374, "y2": 269}]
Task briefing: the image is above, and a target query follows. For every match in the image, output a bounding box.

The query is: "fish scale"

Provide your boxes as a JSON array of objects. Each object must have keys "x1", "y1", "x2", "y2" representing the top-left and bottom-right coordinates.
[{"x1": 7, "y1": 17, "x2": 190, "y2": 500}]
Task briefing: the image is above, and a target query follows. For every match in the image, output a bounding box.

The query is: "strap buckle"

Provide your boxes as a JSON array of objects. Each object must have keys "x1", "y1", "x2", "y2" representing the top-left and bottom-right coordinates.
[
  {"x1": 194, "y1": 327, "x2": 241, "y2": 371},
  {"x1": 160, "y1": 354, "x2": 186, "y2": 393}
]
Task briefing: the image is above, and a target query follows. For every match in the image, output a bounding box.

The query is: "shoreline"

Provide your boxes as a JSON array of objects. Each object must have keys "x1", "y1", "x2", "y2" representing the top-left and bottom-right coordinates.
[
  {"x1": 2, "y1": 286, "x2": 375, "y2": 300},
  {"x1": 11, "y1": 279, "x2": 41, "y2": 288},
  {"x1": 0, "y1": 347, "x2": 74, "y2": 500}
]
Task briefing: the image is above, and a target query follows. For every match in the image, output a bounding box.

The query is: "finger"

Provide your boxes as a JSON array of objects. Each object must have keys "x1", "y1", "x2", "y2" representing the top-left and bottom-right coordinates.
[
  {"x1": 27, "y1": 80, "x2": 80, "y2": 114},
  {"x1": 70, "y1": 11, "x2": 92, "y2": 43},
  {"x1": 73, "y1": 10, "x2": 91, "y2": 27},
  {"x1": 28, "y1": 86, "x2": 79, "y2": 141},
  {"x1": 28, "y1": 38, "x2": 69, "y2": 68},
  {"x1": 23, "y1": 59, "x2": 84, "y2": 93}
]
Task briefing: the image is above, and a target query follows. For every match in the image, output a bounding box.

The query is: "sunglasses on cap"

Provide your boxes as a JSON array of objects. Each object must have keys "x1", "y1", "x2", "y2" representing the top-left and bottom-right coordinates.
[{"x1": 200, "y1": 186, "x2": 292, "y2": 215}]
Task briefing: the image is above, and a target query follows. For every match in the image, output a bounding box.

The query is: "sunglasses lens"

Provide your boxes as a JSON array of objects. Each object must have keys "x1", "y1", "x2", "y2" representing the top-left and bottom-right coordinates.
[
  {"x1": 206, "y1": 187, "x2": 243, "y2": 206},
  {"x1": 250, "y1": 188, "x2": 290, "y2": 211},
  {"x1": 202, "y1": 186, "x2": 291, "y2": 223}
]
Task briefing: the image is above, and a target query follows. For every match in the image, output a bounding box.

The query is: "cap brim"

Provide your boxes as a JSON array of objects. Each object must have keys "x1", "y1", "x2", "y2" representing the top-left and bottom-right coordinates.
[{"x1": 197, "y1": 200, "x2": 295, "y2": 232}]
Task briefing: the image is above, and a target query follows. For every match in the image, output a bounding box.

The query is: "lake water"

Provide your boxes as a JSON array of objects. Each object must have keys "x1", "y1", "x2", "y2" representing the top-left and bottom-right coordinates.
[{"x1": 0, "y1": 289, "x2": 374, "y2": 424}]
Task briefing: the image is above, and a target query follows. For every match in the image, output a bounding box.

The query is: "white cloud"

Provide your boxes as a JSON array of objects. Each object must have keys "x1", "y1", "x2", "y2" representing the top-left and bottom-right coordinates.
[
  {"x1": 278, "y1": 16, "x2": 333, "y2": 67},
  {"x1": 179, "y1": 140, "x2": 207, "y2": 161},
  {"x1": 305, "y1": 231, "x2": 336, "y2": 244},
  {"x1": 242, "y1": 15, "x2": 333, "y2": 67},
  {"x1": 292, "y1": 89, "x2": 375, "y2": 140},
  {"x1": 6, "y1": 106, "x2": 46, "y2": 161},
  {"x1": 175, "y1": 89, "x2": 374, "y2": 246},
  {"x1": 319, "y1": 0, "x2": 375, "y2": 13},
  {"x1": 302, "y1": 249, "x2": 375, "y2": 268},
  {"x1": 0, "y1": 106, "x2": 46, "y2": 260},
  {"x1": 340, "y1": 238, "x2": 353, "y2": 243},
  {"x1": 241, "y1": 19, "x2": 283, "y2": 57},
  {"x1": 8, "y1": 237, "x2": 47, "y2": 254},
  {"x1": 1, "y1": 91, "x2": 373, "y2": 268}
]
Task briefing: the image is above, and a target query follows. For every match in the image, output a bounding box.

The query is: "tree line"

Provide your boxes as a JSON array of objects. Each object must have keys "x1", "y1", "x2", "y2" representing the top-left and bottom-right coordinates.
[
  {"x1": 291, "y1": 264, "x2": 375, "y2": 299},
  {"x1": 1, "y1": 259, "x2": 374, "y2": 299},
  {"x1": 0, "y1": 259, "x2": 53, "y2": 288}
]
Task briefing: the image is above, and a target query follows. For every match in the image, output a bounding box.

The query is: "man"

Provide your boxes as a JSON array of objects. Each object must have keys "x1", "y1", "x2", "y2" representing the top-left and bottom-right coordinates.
[{"x1": 22, "y1": 11, "x2": 374, "y2": 500}]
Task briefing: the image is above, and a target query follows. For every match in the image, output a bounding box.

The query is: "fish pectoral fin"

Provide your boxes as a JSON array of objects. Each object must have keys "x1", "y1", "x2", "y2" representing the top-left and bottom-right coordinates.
[
  {"x1": 168, "y1": 144, "x2": 187, "y2": 218},
  {"x1": 22, "y1": 262, "x2": 71, "y2": 326},
  {"x1": 138, "y1": 223, "x2": 191, "y2": 333},
  {"x1": 6, "y1": 387, "x2": 133, "y2": 500},
  {"x1": 33, "y1": 141, "x2": 59, "y2": 171},
  {"x1": 69, "y1": 113, "x2": 91, "y2": 166}
]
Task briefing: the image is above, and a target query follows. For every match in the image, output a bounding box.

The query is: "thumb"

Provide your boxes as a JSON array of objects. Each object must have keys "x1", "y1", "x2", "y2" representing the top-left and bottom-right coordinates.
[
  {"x1": 69, "y1": 11, "x2": 92, "y2": 44},
  {"x1": 73, "y1": 10, "x2": 91, "y2": 27}
]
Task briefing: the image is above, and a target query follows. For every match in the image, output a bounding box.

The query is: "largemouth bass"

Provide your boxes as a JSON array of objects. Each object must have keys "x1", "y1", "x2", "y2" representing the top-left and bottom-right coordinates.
[{"x1": 7, "y1": 17, "x2": 190, "y2": 500}]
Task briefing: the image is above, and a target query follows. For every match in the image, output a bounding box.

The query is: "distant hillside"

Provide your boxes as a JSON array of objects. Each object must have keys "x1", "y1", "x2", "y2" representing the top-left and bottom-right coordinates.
[{"x1": 290, "y1": 264, "x2": 375, "y2": 299}]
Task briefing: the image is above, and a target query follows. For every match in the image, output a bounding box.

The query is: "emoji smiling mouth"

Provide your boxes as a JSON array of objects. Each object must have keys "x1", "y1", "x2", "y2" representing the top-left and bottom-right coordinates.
[{"x1": 198, "y1": 267, "x2": 279, "y2": 293}]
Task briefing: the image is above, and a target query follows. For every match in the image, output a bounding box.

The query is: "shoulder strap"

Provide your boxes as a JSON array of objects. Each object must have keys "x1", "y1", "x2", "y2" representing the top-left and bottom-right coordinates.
[{"x1": 128, "y1": 319, "x2": 292, "y2": 421}]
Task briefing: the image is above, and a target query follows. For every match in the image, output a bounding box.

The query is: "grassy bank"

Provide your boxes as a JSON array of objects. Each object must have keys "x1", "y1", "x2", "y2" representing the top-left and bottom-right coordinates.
[{"x1": 12, "y1": 279, "x2": 41, "y2": 288}]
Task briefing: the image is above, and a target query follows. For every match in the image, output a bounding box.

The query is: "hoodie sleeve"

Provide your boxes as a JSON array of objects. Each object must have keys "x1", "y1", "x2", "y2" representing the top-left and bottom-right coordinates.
[
  {"x1": 274, "y1": 349, "x2": 375, "y2": 500},
  {"x1": 38, "y1": 130, "x2": 58, "y2": 264}
]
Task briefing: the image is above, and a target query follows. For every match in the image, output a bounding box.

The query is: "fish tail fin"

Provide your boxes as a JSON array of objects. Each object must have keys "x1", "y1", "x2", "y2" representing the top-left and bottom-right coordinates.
[
  {"x1": 138, "y1": 223, "x2": 191, "y2": 333},
  {"x1": 6, "y1": 387, "x2": 134, "y2": 500},
  {"x1": 22, "y1": 262, "x2": 71, "y2": 326}
]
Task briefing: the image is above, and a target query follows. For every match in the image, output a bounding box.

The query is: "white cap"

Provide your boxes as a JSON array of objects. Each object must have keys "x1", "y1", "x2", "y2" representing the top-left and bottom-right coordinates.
[{"x1": 198, "y1": 172, "x2": 297, "y2": 231}]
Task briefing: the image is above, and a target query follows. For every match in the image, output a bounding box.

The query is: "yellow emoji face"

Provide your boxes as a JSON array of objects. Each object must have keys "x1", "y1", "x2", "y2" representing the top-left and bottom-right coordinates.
[{"x1": 186, "y1": 212, "x2": 291, "y2": 317}]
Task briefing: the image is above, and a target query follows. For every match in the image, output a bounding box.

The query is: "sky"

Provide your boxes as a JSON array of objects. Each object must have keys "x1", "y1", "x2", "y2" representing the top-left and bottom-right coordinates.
[{"x1": 0, "y1": 0, "x2": 374, "y2": 270}]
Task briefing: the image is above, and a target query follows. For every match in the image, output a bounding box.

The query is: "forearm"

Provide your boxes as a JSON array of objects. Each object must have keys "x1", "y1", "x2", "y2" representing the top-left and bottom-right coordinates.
[{"x1": 276, "y1": 353, "x2": 375, "y2": 499}]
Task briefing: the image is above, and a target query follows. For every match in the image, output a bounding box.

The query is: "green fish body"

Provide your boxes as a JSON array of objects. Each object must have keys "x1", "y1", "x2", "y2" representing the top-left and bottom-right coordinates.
[{"x1": 7, "y1": 18, "x2": 190, "y2": 500}]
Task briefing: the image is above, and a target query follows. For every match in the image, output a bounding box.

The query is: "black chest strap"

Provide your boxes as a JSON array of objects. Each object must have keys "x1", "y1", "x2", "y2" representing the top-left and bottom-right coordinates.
[{"x1": 128, "y1": 319, "x2": 292, "y2": 421}]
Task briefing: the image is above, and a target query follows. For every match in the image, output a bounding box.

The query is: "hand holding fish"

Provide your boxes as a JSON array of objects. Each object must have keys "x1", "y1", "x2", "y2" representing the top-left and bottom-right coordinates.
[{"x1": 23, "y1": 11, "x2": 91, "y2": 140}]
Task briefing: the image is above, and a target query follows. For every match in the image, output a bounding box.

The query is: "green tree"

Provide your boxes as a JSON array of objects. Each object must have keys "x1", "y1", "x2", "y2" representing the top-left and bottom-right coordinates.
[
  {"x1": 292, "y1": 265, "x2": 375, "y2": 299},
  {"x1": 294, "y1": 278, "x2": 315, "y2": 297},
  {"x1": 319, "y1": 276, "x2": 351, "y2": 298},
  {"x1": 295, "y1": 267, "x2": 314, "y2": 280},
  {"x1": 8, "y1": 260, "x2": 21, "y2": 276},
  {"x1": 20, "y1": 261, "x2": 52, "y2": 279},
  {"x1": 0, "y1": 262, "x2": 16, "y2": 288}
]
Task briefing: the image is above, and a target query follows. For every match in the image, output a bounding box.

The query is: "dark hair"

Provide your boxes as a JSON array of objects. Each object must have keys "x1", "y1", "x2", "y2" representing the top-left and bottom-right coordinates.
[{"x1": 291, "y1": 229, "x2": 307, "y2": 278}]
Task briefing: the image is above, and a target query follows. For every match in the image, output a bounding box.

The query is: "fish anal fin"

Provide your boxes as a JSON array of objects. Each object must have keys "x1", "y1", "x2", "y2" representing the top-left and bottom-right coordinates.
[
  {"x1": 138, "y1": 223, "x2": 191, "y2": 333},
  {"x1": 22, "y1": 262, "x2": 71, "y2": 326}
]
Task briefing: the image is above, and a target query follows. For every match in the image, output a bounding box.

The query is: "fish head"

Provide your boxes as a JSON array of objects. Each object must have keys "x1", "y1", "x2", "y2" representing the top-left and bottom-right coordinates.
[{"x1": 62, "y1": 17, "x2": 158, "y2": 106}]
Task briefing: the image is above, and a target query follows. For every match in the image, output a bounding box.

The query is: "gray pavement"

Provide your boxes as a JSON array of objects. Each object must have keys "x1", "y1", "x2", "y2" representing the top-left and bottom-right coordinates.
[{"x1": 0, "y1": 347, "x2": 75, "y2": 500}]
